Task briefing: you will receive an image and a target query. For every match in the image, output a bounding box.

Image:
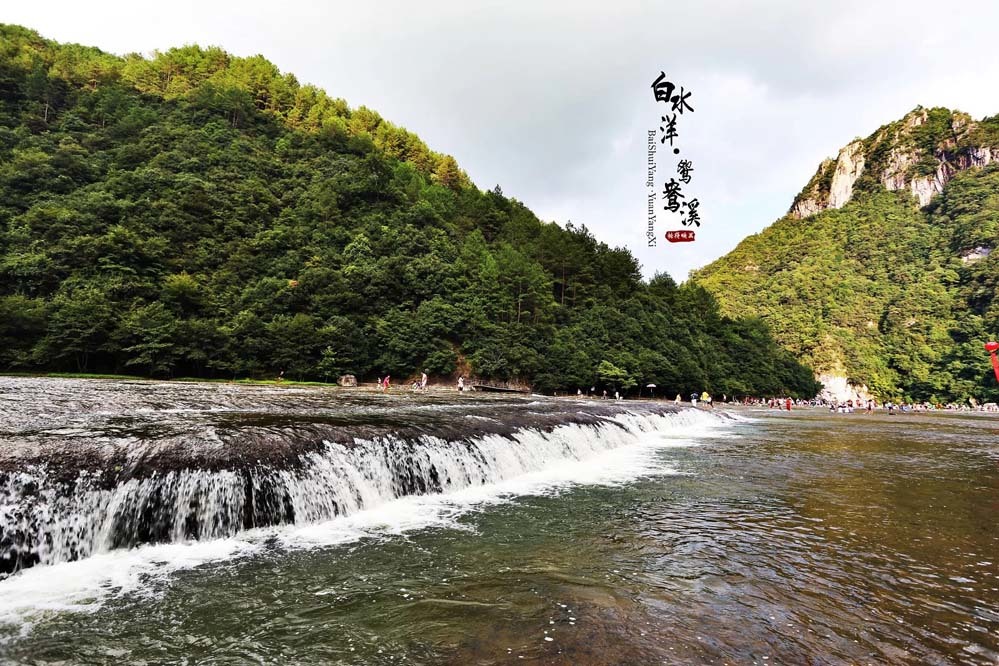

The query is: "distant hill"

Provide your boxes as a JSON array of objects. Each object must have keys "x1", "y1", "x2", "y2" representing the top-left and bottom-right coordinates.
[
  {"x1": 694, "y1": 107, "x2": 999, "y2": 402},
  {"x1": 0, "y1": 25, "x2": 819, "y2": 397}
]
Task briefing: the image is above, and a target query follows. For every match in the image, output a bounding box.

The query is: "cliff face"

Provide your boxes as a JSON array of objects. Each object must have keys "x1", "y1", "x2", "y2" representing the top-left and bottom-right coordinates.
[
  {"x1": 694, "y1": 106, "x2": 999, "y2": 403},
  {"x1": 790, "y1": 108, "x2": 999, "y2": 218}
]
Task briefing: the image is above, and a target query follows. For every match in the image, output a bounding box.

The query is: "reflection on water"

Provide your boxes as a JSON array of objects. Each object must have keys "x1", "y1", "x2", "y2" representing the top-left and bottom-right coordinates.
[{"x1": 2, "y1": 404, "x2": 998, "y2": 664}]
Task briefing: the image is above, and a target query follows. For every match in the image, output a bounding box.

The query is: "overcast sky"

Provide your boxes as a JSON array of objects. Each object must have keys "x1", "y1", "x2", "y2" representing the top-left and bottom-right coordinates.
[{"x1": 6, "y1": 1, "x2": 999, "y2": 280}]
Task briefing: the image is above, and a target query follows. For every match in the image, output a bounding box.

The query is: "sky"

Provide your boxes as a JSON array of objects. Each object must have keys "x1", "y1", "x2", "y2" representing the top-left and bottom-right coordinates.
[{"x1": 6, "y1": 0, "x2": 999, "y2": 280}]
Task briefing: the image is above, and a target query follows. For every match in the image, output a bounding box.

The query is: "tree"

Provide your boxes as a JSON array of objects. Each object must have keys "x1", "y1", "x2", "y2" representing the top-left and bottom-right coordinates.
[
  {"x1": 433, "y1": 155, "x2": 463, "y2": 190},
  {"x1": 34, "y1": 285, "x2": 114, "y2": 372},
  {"x1": 120, "y1": 301, "x2": 181, "y2": 376},
  {"x1": 597, "y1": 360, "x2": 635, "y2": 392},
  {"x1": 0, "y1": 25, "x2": 822, "y2": 398},
  {"x1": 317, "y1": 346, "x2": 340, "y2": 383}
]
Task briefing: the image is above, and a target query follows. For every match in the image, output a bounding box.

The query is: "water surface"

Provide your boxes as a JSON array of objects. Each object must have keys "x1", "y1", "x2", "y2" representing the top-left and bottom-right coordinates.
[{"x1": 1, "y1": 389, "x2": 997, "y2": 664}]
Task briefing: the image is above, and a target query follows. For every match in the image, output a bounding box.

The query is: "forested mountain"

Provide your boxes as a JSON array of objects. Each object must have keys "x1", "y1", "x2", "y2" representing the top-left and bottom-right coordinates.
[
  {"x1": 694, "y1": 107, "x2": 999, "y2": 402},
  {"x1": 0, "y1": 25, "x2": 819, "y2": 397}
]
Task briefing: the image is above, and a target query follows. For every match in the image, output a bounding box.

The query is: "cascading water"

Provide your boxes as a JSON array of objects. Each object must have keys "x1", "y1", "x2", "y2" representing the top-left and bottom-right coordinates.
[{"x1": 0, "y1": 378, "x2": 723, "y2": 578}]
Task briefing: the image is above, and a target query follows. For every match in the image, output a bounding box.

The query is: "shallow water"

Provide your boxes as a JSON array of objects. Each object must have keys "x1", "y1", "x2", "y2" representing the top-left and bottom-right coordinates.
[{"x1": 1, "y1": 389, "x2": 998, "y2": 664}]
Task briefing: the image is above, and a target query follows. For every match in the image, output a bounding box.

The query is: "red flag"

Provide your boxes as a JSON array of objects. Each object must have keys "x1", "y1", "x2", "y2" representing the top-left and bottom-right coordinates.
[{"x1": 986, "y1": 342, "x2": 999, "y2": 382}]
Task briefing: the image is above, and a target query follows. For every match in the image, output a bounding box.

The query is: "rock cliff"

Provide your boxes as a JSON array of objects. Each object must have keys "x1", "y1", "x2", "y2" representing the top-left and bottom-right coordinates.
[{"x1": 790, "y1": 107, "x2": 999, "y2": 218}]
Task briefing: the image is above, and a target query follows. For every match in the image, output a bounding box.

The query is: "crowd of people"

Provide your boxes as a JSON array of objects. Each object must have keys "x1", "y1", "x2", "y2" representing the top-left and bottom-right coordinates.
[
  {"x1": 820, "y1": 398, "x2": 997, "y2": 413},
  {"x1": 373, "y1": 372, "x2": 472, "y2": 393},
  {"x1": 343, "y1": 375, "x2": 999, "y2": 414}
]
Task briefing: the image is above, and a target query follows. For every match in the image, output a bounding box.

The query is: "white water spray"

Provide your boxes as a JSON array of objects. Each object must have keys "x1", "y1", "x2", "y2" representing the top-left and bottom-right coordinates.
[{"x1": 1, "y1": 408, "x2": 723, "y2": 575}]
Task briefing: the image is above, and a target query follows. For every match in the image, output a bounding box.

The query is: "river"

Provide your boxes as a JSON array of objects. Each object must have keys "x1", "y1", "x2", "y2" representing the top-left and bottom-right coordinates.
[{"x1": 0, "y1": 378, "x2": 997, "y2": 664}]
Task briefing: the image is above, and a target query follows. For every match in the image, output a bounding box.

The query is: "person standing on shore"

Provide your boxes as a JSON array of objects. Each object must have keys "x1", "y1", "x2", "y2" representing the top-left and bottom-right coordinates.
[
  {"x1": 457, "y1": 376, "x2": 465, "y2": 392},
  {"x1": 421, "y1": 371, "x2": 428, "y2": 391}
]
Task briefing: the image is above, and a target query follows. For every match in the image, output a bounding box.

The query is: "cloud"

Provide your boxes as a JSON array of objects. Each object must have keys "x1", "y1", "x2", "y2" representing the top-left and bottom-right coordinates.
[{"x1": 6, "y1": 0, "x2": 999, "y2": 279}]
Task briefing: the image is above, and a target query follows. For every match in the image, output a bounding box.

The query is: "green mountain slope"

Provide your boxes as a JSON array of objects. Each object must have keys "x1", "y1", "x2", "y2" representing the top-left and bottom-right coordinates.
[
  {"x1": 694, "y1": 108, "x2": 999, "y2": 402},
  {"x1": 0, "y1": 25, "x2": 819, "y2": 397}
]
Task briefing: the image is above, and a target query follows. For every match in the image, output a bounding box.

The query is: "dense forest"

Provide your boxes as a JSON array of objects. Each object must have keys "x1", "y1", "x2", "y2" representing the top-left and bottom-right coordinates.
[
  {"x1": 0, "y1": 25, "x2": 819, "y2": 397},
  {"x1": 695, "y1": 108, "x2": 999, "y2": 403}
]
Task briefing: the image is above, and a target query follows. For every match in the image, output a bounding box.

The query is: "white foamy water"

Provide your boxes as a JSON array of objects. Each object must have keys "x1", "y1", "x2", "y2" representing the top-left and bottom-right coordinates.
[{"x1": 0, "y1": 408, "x2": 733, "y2": 632}]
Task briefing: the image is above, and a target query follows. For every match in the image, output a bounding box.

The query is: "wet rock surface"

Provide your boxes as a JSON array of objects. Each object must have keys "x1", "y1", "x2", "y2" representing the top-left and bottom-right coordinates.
[
  {"x1": 0, "y1": 377, "x2": 679, "y2": 480},
  {"x1": 0, "y1": 377, "x2": 692, "y2": 576}
]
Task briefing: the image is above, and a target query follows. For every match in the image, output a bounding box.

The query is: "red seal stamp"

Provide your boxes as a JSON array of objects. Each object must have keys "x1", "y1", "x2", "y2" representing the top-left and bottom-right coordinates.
[{"x1": 665, "y1": 230, "x2": 695, "y2": 243}]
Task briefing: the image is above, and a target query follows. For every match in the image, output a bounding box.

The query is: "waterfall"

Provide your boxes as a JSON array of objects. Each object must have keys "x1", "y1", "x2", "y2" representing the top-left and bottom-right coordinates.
[{"x1": 0, "y1": 408, "x2": 718, "y2": 577}]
